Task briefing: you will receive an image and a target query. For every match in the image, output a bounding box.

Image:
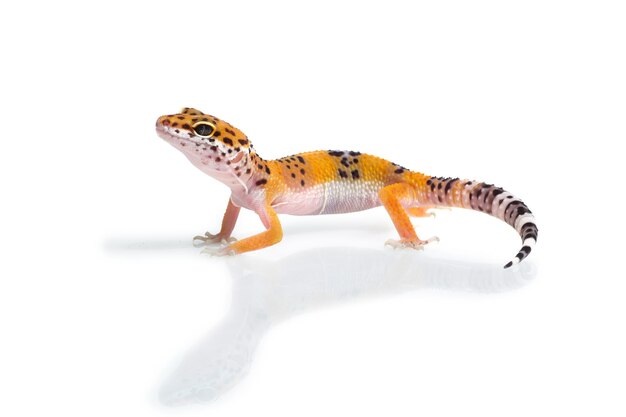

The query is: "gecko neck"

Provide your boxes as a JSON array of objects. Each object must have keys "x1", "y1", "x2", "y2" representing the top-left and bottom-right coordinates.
[
  {"x1": 195, "y1": 149, "x2": 270, "y2": 196},
  {"x1": 241, "y1": 150, "x2": 272, "y2": 190}
]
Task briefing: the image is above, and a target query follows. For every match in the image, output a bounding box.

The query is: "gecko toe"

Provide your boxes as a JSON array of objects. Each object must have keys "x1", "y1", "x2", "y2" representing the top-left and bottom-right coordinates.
[
  {"x1": 200, "y1": 244, "x2": 235, "y2": 257},
  {"x1": 384, "y1": 236, "x2": 439, "y2": 250},
  {"x1": 192, "y1": 232, "x2": 215, "y2": 247},
  {"x1": 385, "y1": 239, "x2": 424, "y2": 250},
  {"x1": 193, "y1": 232, "x2": 237, "y2": 247}
]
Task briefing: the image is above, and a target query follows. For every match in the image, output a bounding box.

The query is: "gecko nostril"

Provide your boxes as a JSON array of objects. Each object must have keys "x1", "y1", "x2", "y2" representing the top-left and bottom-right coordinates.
[{"x1": 161, "y1": 119, "x2": 171, "y2": 126}]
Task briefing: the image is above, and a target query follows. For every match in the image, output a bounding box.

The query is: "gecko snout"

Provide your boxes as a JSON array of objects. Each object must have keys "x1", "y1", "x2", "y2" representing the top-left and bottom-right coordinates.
[{"x1": 157, "y1": 116, "x2": 171, "y2": 127}]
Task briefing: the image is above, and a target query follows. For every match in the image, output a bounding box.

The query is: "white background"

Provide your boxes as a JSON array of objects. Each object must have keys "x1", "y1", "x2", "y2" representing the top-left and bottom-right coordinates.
[{"x1": 1, "y1": 1, "x2": 625, "y2": 416}]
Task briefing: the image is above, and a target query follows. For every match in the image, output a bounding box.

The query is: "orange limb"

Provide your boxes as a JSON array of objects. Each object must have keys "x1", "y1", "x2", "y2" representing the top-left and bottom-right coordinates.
[
  {"x1": 226, "y1": 205, "x2": 283, "y2": 254},
  {"x1": 379, "y1": 183, "x2": 438, "y2": 248}
]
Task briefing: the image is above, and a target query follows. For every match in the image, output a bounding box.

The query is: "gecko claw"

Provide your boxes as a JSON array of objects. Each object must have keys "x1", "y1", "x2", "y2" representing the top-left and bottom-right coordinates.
[{"x1": 384, "y1": 236, "x2": 439, "y2": 250}]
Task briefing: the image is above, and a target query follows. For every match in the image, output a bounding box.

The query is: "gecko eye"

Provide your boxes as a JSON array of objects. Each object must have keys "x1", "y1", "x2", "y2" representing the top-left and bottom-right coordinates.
[{"x1": 193, "y1": 122, "x2": 215, "y2": 138}]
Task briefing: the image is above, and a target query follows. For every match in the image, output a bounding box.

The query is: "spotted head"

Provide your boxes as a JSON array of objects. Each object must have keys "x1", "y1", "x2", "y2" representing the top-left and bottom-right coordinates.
[{"x1": 156, "y1": 108, "x2": 252, "y2": 173}]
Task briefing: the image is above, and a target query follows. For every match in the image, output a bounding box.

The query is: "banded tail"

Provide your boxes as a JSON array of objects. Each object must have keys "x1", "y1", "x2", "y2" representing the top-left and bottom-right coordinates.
[{"x1": 417, "y1": 175, "x2": 538, "y2": 268}]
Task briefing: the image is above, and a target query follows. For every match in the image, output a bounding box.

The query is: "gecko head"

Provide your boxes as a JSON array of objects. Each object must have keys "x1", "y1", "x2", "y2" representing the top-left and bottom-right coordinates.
[{"x1": 156, "y1": 108, "x2": 252, "y2": 172}]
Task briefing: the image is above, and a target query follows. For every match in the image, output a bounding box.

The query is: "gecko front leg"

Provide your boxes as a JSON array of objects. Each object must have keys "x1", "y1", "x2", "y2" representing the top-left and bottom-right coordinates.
[
  {"x1": 203, "y1": 204, "x2": 283, "y2": 256},
  {"x1": 193, "y1": 198, "x2": 241, "y2": 247}
]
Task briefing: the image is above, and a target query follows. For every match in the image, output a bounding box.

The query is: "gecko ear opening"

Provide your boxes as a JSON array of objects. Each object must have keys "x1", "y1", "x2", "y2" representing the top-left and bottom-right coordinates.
[{"x1": 231, "y1": 151, "x2": 245, "y2": 163}]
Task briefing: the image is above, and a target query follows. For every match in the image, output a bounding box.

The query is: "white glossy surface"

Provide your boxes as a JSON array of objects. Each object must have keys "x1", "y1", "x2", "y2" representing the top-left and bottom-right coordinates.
[{"x1": 1, "y1": 1, "x2": 625, "y2": 416}]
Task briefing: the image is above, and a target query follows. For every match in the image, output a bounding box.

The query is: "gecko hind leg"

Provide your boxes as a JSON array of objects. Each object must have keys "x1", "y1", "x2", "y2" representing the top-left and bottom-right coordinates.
[{"x1": 379, "y1": 183, "x2": 439, "y2": 250}]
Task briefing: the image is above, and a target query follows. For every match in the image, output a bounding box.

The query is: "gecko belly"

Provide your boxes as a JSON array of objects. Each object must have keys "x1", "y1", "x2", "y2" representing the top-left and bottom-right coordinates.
[{"x1": 272, "y1": 180, "x2": 385, "y2": 215}]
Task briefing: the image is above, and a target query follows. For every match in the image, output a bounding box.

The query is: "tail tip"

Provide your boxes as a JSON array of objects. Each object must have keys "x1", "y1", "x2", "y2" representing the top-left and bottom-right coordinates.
[{"x1": 503, "y1": 244, "x2": 534, "y2": 269}]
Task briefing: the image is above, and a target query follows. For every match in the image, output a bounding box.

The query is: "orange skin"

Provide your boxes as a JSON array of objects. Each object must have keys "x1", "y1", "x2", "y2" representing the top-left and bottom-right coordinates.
[{"x1": 156, "y1": 108, "x2": 537, "y2": 268}]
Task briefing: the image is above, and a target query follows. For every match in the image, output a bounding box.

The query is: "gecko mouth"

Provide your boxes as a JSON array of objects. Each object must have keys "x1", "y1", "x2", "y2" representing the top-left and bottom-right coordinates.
[
  {"x1": 156, "y1": 125, "x2": 185, "y2": 140},
  {"x1": 156, "y1": 125, "x2": 202, "y2": 147},
  {"x1": 156, "y1": 125, "x2": 176, "y2": 141}
]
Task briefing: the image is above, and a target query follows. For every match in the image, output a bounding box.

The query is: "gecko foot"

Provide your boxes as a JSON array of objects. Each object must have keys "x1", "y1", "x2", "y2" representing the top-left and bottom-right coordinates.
[
  {"x1": 192, "y1": 232, "x2": 237, "y2": 247},
  {"x1": 384, "y1": 236, "x2": 440, "y2": 250},
  {"x1": 200, "y1": 242, "x2": 236, "y2": 257}
]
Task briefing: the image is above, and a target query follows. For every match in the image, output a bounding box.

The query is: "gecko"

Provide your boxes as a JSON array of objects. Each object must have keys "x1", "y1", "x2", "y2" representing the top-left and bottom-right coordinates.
[{"x1": 156, "y1": 108, "x2": 538, "y2": 268}]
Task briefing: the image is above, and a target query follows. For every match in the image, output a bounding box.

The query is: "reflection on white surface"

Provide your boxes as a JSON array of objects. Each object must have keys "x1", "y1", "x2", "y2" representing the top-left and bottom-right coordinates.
[{"x1": 158, "y1": 248, "x2": 536, "y2": 405}]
